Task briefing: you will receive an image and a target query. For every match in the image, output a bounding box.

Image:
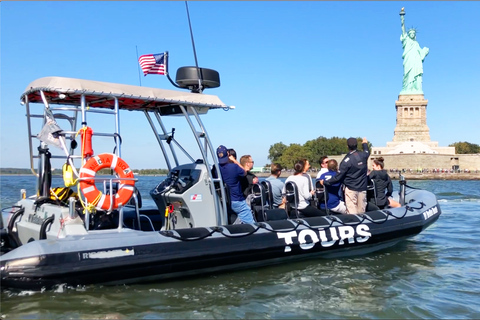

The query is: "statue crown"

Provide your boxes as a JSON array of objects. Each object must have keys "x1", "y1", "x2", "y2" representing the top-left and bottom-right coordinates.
[{"x1": 407, "y1": 27, "x2": 418, "y2": 34}]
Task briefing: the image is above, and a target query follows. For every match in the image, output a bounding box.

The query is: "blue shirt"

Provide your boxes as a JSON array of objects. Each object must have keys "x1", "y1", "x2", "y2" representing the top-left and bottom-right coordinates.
[
  {"x1": 320, "y1": 170, "x2": 342, "y2": 209},
  {"x1": 219, "y1": 162, "x2": 246, "y2": 201}
]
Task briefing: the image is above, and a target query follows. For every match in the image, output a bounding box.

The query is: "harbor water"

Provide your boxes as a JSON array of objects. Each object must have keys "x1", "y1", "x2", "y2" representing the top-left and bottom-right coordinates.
[{"x1": 1, "y1": 175, "x2": 479, "y2": 319}]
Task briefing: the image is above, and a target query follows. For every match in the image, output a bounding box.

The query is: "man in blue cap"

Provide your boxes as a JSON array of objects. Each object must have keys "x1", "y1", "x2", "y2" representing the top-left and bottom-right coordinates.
[{"x1": 216, "y1": 145, "x2": 255, "y2": 224}]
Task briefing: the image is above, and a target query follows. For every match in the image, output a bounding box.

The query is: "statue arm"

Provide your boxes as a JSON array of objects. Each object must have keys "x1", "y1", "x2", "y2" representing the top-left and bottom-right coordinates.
[{"x1": 400, "y1": 8, "x2": 406, "y2": 35}]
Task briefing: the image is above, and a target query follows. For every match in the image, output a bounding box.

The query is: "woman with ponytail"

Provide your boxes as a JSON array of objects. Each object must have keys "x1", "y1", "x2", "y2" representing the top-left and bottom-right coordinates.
[{"x1": 369, "y1": 157, "x2": 401, "y2": 209}]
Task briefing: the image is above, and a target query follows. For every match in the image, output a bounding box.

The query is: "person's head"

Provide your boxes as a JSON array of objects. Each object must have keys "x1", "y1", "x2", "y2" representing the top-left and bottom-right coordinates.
[
  {"x1": 319, "y1": 156, "x2": 329, "y2": 168},
  {"x1": 216, "y1": 145, "x2": 229, "y2": 164},
  {"x1": 347, "y1": 137, "x2": 358, "y2": 151},
  {"x1": 270, "y1": 163, "x2": 283, "y2": 177},
  {"x1": 293, "y1": 159, "x2": 305, "y2": 175},
  {"x1": 327, "y1": 159, "x2": 338, "y2": 172},
  {"x1": 240, "y1": 155, "x2": 254, "y2": 171},
  {"x1": 227, "y1": 148, "x2": 237, "y2": 160},
  {"x1": 372, "y1": 157, "x2": 385, "y2": 170},
  {"x1": 302, "y1": 158, "x2": 310, "y2": 173},
  {"x1": 407, "y1": 28, "x2": 416, "y2": 39}
]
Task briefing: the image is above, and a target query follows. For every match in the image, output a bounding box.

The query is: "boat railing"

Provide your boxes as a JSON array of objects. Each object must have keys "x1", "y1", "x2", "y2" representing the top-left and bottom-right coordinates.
[
  {"x1": 143, "y1": 106, "x2": 228, "y2": 226},
  {"x1": 23, "y1": 84, "x2": 230, "y2": 227},
  {"x1": 77, "y1": 176, "x2": 140, "y2": 231},
  {"x1": 26, "y1": 90, "x2": 123, "y2": 177}
]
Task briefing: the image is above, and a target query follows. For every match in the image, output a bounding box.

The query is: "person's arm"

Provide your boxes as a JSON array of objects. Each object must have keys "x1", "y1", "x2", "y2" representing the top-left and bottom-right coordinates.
[
  {"x1": 230, "y1": 155, "x2": 246, "y2": 176},
  {"x1": 362, "y1": 137, "x2": 369, "y2": 153},
  {"x1": 386, "y1": 175, "x2": 393, "y2": 197},
  {"x1": 400, "y1": 8, "x2": 406, "y2": 35},
  {"x1": 324, "y1": 162, "x2": 348, "y2": 186}
]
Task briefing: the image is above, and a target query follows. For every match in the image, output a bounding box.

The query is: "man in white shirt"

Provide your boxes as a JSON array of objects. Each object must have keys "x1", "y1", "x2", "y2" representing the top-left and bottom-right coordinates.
[{"x1": 316, "y1": 156, "x2": 329, "y2": 180}]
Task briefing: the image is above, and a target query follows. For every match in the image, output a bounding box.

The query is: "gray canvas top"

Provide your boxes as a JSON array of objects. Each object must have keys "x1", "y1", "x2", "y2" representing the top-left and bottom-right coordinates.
[{"x1": 21, "y1": 76, "x2": 232, "y2": 111}]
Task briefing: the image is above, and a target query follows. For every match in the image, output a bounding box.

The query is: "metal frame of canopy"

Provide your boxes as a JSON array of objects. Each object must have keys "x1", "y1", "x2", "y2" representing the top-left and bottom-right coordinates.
[{"x1": 21, "y1": 76, "x2": 234, "y2": 226}]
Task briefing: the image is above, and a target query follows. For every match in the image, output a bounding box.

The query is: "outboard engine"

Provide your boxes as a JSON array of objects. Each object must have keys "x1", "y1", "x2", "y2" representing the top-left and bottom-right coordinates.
[{"x1": 150, "y1": 161, "x2": 218, "y2": 229}]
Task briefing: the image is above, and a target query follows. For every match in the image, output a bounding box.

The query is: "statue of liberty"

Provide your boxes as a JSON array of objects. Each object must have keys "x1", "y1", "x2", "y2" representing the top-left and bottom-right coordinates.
[{"x1": 399, "y1": 8, "x2": 429, "y2": 94}]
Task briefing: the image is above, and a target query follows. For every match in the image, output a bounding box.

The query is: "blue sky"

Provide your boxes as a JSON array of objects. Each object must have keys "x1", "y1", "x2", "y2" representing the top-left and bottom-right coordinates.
[{"x1": 1, "y1": 1, "x2": 479, "y2": 169}]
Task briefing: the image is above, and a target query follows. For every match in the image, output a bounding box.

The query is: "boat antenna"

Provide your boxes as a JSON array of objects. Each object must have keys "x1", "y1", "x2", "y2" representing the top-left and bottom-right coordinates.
[
  {"x1": 185, "y1": 1, "x2": 203, "y2": 93},
  {"x1": 135, "y1": 45, "x2": 142, "y2": 86}
]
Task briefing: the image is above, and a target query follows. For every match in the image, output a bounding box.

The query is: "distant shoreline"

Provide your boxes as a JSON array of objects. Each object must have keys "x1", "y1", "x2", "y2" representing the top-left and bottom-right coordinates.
[{"x1": 2, "y1": 173, "x2": 479, "y2": 181}]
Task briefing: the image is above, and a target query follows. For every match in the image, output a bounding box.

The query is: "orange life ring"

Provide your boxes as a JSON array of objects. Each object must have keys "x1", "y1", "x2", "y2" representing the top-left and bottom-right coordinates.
[{"x1": 79, "y1": 153, "x2": 135, "y2": 211}]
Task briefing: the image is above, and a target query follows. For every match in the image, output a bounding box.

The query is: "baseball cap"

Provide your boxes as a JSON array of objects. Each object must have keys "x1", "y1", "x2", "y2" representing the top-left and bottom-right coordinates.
[
  {"x1": 347, "y1": 137, "x2": 358, "y2": 150},
  {"x1": 217, "y1": 145, "x2": 229, "y2": 164}
]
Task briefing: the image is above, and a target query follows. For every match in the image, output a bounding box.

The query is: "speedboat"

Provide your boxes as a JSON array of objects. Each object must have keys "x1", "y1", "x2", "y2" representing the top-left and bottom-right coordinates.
[{"x1": 0, "y1": 67, "x2": 441, "y2": 291}]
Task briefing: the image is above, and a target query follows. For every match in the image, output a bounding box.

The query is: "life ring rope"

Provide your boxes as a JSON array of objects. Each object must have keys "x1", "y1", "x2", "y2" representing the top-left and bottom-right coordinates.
[{"x1": 79, "y1": 153, "x2": 135, "y2": 211}]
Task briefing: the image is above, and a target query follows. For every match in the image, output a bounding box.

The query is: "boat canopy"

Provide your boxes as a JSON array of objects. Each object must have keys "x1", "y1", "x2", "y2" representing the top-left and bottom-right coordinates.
[{"x1": 20, "y1": 76, "x2": 232, "y2": 112}]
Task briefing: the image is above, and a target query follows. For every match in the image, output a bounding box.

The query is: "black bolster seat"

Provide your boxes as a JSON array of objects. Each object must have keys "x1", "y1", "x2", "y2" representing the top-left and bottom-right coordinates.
[{"x1": 251, "y1": 183, "x2": 288, "y2": 221}]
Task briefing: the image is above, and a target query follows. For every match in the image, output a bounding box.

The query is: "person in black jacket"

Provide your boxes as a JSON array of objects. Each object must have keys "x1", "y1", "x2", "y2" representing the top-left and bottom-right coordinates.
[
  {"x1": 369, "y1": 157, "x2": 401, "y2": 209},
  {"x1": 240, "y1": 154, "x2": 258, "y2": 206},
  {"x1": 320, "y1": 137, "x2": 370, "y2": 214}
]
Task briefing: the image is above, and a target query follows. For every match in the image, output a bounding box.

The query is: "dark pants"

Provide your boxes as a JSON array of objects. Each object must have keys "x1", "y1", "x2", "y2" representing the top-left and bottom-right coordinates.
[{"x1": 299, "y1": 205, "x2": 328, "y2": 217}]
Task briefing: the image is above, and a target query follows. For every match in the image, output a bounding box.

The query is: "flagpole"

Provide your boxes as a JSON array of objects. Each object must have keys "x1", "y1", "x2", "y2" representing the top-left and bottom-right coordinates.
[
  {"x1": 165, "y1": 51, "x2": 182, "y2": 88},
  {"x1": 135, "y1": 45, "x2": 142, "y2": 86}
]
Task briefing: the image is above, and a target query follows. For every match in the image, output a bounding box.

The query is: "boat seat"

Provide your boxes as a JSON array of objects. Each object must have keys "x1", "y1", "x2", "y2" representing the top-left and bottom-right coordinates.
[
  {"x1": 106, "y1": 184, "x2": 143, "y2": 209},
  {"x1": 367, "y1": 178, "x2": 377, "y2": 207},
  {"x1": 123, "y1": 209, "x2": 163, "y2": 231},
  {"x1": 251, "y1": 183, "x2": 288, "y2": 222},
  {"x1": 284, "y1": 181, "x2": 300, "y2": 219},
  {"x1": 260, "y1": 180, "x2": 274, "y2": 209},
  {"x1": 315, "y1": 181, "x2": 330, "y2": 214},
  {"x1": 264, "y1": 208, "x2": 288, "y2": 221},
  {"x1": 315, "y1": 180, "x2": 343, "y2": 216},
  {"x1": 366, "y1": 201, "x2": 381, "y2": 212},
  {"x1": 126, "y1": 187, "x2": 142, "y2": 209},
  {"x1": 251, "y1": 183, "x2": 268, "y2": 222}
]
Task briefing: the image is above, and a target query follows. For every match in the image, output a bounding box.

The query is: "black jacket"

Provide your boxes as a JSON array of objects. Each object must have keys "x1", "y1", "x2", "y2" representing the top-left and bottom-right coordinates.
[
  {"x1": 241, "y1": 171, "x2": 257, "y2": 198},
  {"x1": 369, "y1": 169, "x2": 393, "y2": 208},
  {"x1": 324, "y1": 142, "x2": 370, "y2": 191}
]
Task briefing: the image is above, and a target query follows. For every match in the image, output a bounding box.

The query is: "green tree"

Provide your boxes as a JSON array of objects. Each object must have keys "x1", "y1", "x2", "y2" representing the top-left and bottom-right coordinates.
[
  {"x1": 279, "y1": 144, "x2": 308, "y2": 170},
  {"x1": 268, "y1": 142, "x2": 288, "y2": 163},
  {"x1": 330, "y1": 136, "x2": 350, "y2": 155},
  {"x1": 449, "y1": 141, "x2": 480, "y2": 154},
  {"x1": 304, "y1": 136, "x2": 329, "y2": 166},
  {"x1": 269, "y1": 136, "x2": 374, "y2": 169}
]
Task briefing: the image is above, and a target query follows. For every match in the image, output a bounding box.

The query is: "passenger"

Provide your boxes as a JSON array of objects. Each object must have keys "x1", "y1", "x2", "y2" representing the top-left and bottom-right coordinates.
[
  {"x1": 212, "y1": 148, "x2": 237, "y2": 179},
  {"x1": 240, "y1": 155, "x2": 259, "y2": 205},
  {"x1": 266, "y1": 163, "x2": 286, "y2": 209},
  {"x1": 319, "y1": 159, "x2": 347, "y2": 214},
  {"x1": 369, "y1": 157, "x2": 401, "y2": 209},
  {"x1": 284, "y1": 159, "x2": 327, "y2": 217},
  {"x1": 216, "y1": 145, "x2": 255, "y2": 224},
  {"x1": 320, "y1": 137, "x2": 370, "y2": 214},
  {"x1": 315, "y1": 155, "x2": 329, "y2": 180},
  {"x1": 302, "y1": 158, "x2": 314, "y2": 192},
  {"x1": 227, "y1": 148, "x2": 237, "y2": 160}
]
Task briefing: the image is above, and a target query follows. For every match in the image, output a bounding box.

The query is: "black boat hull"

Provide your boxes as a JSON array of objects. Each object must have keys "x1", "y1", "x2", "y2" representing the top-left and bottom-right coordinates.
[{"x1": 1, "y1": 190, "x2": 440, "y2": 291}]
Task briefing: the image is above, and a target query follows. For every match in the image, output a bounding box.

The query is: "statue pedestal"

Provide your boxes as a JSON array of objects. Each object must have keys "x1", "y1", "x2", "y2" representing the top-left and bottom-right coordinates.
[
  {"x1": 371, "y1": 93, "x2": 455, "y2": 155},
  {"x1": 392, "y1": 94, "x2": 431, "y2": 142}
]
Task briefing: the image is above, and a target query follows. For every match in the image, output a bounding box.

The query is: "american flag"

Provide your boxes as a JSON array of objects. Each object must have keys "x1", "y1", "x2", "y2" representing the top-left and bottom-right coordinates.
[{"x1": 138, "y1": 53, "x2": 166, "y2": 76}]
